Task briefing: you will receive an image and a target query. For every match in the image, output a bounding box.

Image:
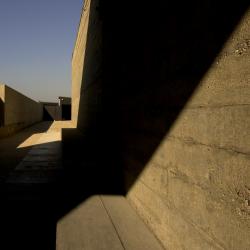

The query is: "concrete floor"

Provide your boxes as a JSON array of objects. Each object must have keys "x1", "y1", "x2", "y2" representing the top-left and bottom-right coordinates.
[
  {"x1": 0, "y1": 121, "x2": 163, "y2": 250},
  {"x1": 0, "y1": 121, "x2": 52, "y2": 181}
]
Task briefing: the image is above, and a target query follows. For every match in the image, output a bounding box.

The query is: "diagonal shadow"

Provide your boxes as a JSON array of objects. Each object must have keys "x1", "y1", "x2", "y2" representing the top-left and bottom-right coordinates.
[
  {"x1": 61, "y1": 0, "x2": 249, "y2": 205},
  {"x1": 0, "y1": 1, "x2": 249, "y2": 249}
]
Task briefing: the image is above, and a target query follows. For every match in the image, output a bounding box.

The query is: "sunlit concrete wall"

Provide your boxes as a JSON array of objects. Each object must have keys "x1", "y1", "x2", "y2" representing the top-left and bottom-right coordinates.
[
  {"x1": 0, "y1": 85, "x2": 4, "y2": 126},
  {"x1": 0, "y1": 84, "x2": 43, "y2": 137}
]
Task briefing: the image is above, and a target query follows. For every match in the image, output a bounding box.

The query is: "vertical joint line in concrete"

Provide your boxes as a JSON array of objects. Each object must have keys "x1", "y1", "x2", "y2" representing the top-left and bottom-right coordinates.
[{"x1": 99, "y1": 196, "x2": 126, "y2": 250}]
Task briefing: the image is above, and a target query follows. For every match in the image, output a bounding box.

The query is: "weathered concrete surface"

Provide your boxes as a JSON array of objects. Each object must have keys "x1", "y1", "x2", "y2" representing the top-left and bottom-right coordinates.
[
  {"x1": 125, "y1": 9, "x2": 250, "y2": 250},
  {"x1": 0, "y1": 84, "x2": 43, "y2": 138},
  {"x1": 42, "y1": 102, "x2": 61, "y2": 121},
  {"x1": 0, "y1": 121, "x2": 71, "y2": 250},
  {"x1": 57, "y1": 196, "x2": 125, "y2": 250},
  {"x1": 0, "y1": 84, "x2": 4, "y2": 126},
  {"x1": 7, "y1": 130, "x2": 62, "y2": 185},
  {"x1": 0, "y1": 119, "x2": 162, "y2": 250},
  {"x1": 56, "y1": 195, "x2": 164, "y2": 250},
  {"x1": 0, "y1": 121, "x2": 52, "y2": 181},
  {"x1": 71, "y1": 1, "x2": 250, "y2": 249}
]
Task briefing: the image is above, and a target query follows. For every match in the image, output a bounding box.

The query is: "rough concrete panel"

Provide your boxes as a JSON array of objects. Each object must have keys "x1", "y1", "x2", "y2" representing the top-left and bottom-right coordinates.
[
  {"x1": 125, "y1": 9, "x2": 250, "y2": 250},
  {"x1": 168, "y1": 105, "x2": 250, "y2": 154}
]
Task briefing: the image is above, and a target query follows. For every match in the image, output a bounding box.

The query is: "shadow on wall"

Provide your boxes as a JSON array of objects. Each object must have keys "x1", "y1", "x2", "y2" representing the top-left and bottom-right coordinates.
[
  {"x1": 0, "y1": 122, "x2": 52, "y2": 177},
  {"x1": 43, "y1": 107, "x2": 55, "y2": 121},
  {"x1": 64, "y1": 0, "x2": 249, "y2": 194}
]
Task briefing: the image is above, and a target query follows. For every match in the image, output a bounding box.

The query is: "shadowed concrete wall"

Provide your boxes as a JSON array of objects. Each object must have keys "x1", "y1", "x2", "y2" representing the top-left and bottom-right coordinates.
[
  {"x1": 0, "y1": 84, "x2": 43, "y2": 137},
  {"x1": 72, "y1": 1, "x2": 250, "y2": 249},
  {"x1": 124, "y1": 11, "x2": 250, "y2": 250},
  {"x1": 41, "y1": 102, "x2": 61, "y2": 121}
]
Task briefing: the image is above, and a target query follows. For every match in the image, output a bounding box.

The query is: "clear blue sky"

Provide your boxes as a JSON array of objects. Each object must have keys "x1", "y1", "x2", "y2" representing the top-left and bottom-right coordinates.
[{"x1": 0, "y1": 0, "x2": 83, "y2": 102}]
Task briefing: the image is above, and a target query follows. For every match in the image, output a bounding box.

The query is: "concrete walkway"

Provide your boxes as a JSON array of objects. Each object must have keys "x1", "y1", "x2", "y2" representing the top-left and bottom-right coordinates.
[
  {"x1": 7, "y1": 126, "x2": 62, "y2": 185},
  {"x1": 0, "y1": 121, "x2": 163, "y2": 250},
  {"x1": 0, "y1": 121, "x2": 52, "y2": 181}
]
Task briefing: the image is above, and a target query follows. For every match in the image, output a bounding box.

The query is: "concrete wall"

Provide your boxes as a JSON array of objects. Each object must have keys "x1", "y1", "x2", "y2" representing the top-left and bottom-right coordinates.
[
  {"x1": 125, "y1": 11, "x2": 250, "y2": 249},
  {"x1": 72, "y1": 1, "x2": 250, "y2": 249},
  {"x1": 0, "y1": 84, "x2": 43, "y2": 137},
  {"x1": 71, "y1": 0, "x2": 102, "y2": 133},
  {"x1": 0, "y1": 85, "x2": 4, "y2": 126},
  {"x1": 71, "y1": 0, "x2": 91, "y2": 127}
]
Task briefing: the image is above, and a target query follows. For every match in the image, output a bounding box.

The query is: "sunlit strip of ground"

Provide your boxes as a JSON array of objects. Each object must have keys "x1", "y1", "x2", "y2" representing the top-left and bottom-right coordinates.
[{"x1": 17, "y1": 121, "x2": 75, "y2": 149}]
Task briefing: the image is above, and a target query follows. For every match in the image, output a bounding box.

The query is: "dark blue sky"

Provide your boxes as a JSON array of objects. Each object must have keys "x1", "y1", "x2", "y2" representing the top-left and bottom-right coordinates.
[{"x1": 0, "y1": 0, "x2": 83, "y2": 102}]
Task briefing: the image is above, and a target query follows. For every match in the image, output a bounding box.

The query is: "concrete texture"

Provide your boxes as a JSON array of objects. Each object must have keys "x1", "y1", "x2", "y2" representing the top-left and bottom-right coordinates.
[
  {"x1": 0, "y1": 121, "x2": 70, "y2": 250},
  {"x1": 0, "y1": 84, "x2": 4, "y2": 126},
  {"x1": 124, "y1": 8, "x2": 250, "y2": 250},
  {"x1": 0, "y1": 120, "x2": 162, "y2": 250},
  {"x1": 6, "y1": 125, "x2": 62, "y2": 186},
  {"x1": 56, "y1": 195, "x2": 163, "y2": 250},
  {"x1": 71, "y1": 1, "x2": 250, "y2": 249},
  {"x1": 0, "y1": 84, "x2": 43, "y2": 138}
]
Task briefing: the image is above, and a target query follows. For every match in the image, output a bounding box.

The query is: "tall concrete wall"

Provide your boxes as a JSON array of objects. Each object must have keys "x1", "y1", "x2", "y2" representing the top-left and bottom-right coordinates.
[
  {"x1": 124, "y1": 11, "x2": 250, "y2": 250},
  {"x1": 0, "y1": 85, "x2": 4, "y2": 126},
  {"x1": 72, "y1": 0, "x2": 102, "y2": 133},
  {"x1": 72, "y1": 1, "x2": 250, "y2": 249},
  {"x1": 0, "y1": 84, "x2": 43, "y2": 137}
]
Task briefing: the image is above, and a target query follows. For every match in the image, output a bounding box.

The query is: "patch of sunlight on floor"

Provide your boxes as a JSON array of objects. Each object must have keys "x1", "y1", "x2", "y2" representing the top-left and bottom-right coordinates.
[{"x1": 17, "y1": 133, "x2": 44, "y2": 149}]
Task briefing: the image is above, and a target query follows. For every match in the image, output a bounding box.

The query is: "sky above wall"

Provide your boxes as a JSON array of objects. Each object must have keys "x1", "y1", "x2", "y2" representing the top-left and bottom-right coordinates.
[{"x1": 0, "y1": 0, "x2": 83, "y2": 102}]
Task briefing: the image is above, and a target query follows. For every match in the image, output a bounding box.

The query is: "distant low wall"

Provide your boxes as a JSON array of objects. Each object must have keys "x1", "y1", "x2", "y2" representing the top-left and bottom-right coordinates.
[
  {"x1": 0, "y1": 84, "x2": 43, "y2": 138},
  {"x1": 42, "y1": 103, "x2": 61, "y2": 121}
]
